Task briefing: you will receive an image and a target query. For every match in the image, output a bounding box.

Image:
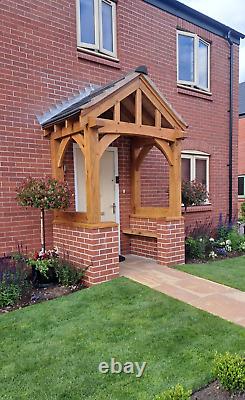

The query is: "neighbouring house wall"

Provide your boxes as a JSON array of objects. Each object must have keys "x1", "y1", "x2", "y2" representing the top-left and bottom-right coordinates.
[
  {"x1": 0, "y1": 0, "x2": 239, "y2": 255},
  {"x1": 238, "y1": 117, "x2": 245, "y2": 212}
]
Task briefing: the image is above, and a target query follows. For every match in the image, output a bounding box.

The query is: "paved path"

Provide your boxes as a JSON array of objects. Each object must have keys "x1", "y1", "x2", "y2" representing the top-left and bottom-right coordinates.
[{"x1": 120, "y1": 255, "x2": 245, "y2": 328}]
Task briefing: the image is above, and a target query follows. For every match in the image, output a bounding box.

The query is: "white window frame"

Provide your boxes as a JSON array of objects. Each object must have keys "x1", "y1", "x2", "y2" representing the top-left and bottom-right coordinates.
[
  {"x1": 177, "y1": 31, "x2": 211, "y2": 92},
  {"x1": 181, "y1": 151, "x2": 210, "y2": 202},
  {"x1": 76, "y1": 0, "x2": 117, "y2": 58},
  {"x1": 238, "y1": 175, "x2": 245, "y2": 198}
]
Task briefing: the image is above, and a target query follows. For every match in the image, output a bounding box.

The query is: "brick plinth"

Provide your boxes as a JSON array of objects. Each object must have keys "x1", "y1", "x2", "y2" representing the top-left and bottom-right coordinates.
[
  {"x1": 53, "y1": 224, "x2": 119, "y2": 286},
  {"x1": 157, "y1": 219, "x2": 185, "y2": 266},
  {"x1": 129, "y1": 217, "x2": 158, "y2": 259},
  {"x1": 128, "y1": 216, "x2": 185, "y2": 266}
]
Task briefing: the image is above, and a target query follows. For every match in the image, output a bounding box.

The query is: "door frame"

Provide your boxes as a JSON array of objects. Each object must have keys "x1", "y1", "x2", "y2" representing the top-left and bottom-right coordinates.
[
  {"x1": 73, "y1": 144, "x2": 121, "y2": 251},
  {"x1": 105, "y1": 147, "x2": 120, "y2": 252}
]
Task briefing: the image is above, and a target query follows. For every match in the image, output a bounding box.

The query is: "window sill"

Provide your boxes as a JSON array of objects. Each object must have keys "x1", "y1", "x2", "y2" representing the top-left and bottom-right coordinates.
[
  {"x1": 77, "y1": 48, "x2": 121, "y2": 69},
  {"x1": 182, "y1": 204, "x2": 213, "y2": 213},
  {"x1": 177, "y1": 84, "x2": 213, "y2": 101}
]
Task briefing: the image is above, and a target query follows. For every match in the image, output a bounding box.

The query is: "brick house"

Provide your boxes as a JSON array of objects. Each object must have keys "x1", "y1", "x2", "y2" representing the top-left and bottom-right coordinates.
[
  {"x1": 238, "y1": 82, "x2": 245, "y2": 212},
  {"x1": 1, "y1": 0, "x2": 244, "y2": 285}
]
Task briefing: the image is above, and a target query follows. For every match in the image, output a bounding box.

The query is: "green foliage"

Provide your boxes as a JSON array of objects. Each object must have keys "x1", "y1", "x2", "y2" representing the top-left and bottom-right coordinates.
[
  {"x1": 226, "y1": 228, "x2": 245, "y2": 252},
  {"x1": 213, "y1": 352, "x2": 245, "y2": 393},
  {"x1": 0, "y1": 281, "x2": 22, "y2": 307},
  {"x1": 240, "y1": 202, "x2": 245, "y2": 222},
  {"x1": 0, "y1": 267, "x2": 30, "y2": 308},
  {"x1": 182, "y1": 180, "x2": 208, "y2": 211},
  {"x1": 185, "y1": 236, "x2": 208, "y2": 260},
  {"x1": 217, "y1": 224, "x2": 231, "y2": 241},
  {"x1": 27, "y1": 257, "x2": 53, "y2": 278},
  {"x1": 16, "y1": 176, "x2": 71, "y2": 210},
  {"x1": 53, "y1": 259, "x2": 84, "y2": 287},
  {"x1": 155, "y1": 384, "x2": 191, "y2": 400}
]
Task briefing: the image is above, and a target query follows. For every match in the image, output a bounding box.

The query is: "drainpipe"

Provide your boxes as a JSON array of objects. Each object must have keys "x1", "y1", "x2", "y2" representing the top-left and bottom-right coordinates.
[{"x1": 227, "y1": 30, "x2": 234, "y2": 224}]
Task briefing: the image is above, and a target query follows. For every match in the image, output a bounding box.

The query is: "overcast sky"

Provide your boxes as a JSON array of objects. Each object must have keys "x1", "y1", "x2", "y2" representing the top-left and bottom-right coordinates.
[{"x1": 180, "y1": 0, "x2": 245, "y2": 82}]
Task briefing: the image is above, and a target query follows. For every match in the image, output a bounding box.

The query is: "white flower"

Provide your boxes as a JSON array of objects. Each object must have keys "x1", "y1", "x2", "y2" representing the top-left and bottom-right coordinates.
[
  {"x1": 199, "y1": 238, "x2": 203, "y2": 242},
  {"x1": 209, "y1": 251, "x2": 217, "y2": 259},
  {"x1": 220, "y1": 242, "x2": 225, "y2": 246},
  {"x1": 225, "y1": 245, "x2": 232, "y2": 252},
  {"x1": 209, "y1": 238, "x2": 215, "y2": 242},
  {"x1": 226, "y1": 239, "x2": 231, "y2": 245}
]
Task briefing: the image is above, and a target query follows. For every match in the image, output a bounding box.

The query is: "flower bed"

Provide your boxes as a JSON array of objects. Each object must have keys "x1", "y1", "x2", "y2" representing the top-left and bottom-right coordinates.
[
  {"x1": 0, "y1": 248, "x2": 85, "y2": 313},
  {"x1": 185, "y1": 218, "x2": 245, "y2": 263}
]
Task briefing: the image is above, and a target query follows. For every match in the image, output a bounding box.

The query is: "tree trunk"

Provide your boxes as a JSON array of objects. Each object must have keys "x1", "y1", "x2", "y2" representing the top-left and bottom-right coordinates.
[{"x1": 40, "y1": 208, "x2": 46, "y2": 252}]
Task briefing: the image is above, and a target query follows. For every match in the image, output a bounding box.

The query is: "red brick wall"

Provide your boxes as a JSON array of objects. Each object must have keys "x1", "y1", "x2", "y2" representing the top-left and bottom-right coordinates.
[
  {"x1": 53, "y1": 224, "x2": 119, "y2": 285},
  {"x1": 140, "y1": 148, "x2": 169, "y2": 208},
  {"x1": 157, "y1": 219, "x2": 185, "y2": 266},
  {"x1": 238, "y1": 118, "x2": 245, "y2": 175},
  {"x1": 0, "y1": 0, "x2": 239, "y2": 255},
  {"x1": 238, "y1": 117, "x2": 245, "y2": 212},
  {"x1": 130, "y1": 217, "x2": 158, "y2": 259},
  {"x1": 63, "y1": 142, "x2": 76, "y2": 211}
]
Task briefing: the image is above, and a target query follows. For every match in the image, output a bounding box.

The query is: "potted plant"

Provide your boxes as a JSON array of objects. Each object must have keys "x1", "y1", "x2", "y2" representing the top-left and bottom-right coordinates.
[
  {"x1": 16, "y1": 176, "x2": 71, "y2": 286},
  {"x1": 182, "y1": 180, "x2": 208, "y2": 213}
]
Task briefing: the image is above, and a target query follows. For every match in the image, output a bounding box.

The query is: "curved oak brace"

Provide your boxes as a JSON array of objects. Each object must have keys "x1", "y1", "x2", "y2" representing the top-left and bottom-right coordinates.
[
  {"x1": 98, "y1": 133, "x2": 120, "y2": 159},
  {"x1": 154, "y1": 138, "x2": 173, "y2": 166},
  {"x1": 72, "y1": 133, "x2": 85, "y2": 155},
  {"x1": 135, "y1": 144, "x2": 153, "y2": 170},
  {"x1": 57, "y1": 137, "x2": 71, "y2": 168}
]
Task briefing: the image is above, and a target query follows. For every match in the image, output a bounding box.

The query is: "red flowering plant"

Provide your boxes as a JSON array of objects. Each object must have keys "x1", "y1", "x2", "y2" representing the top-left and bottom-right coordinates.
[
  {"x1": 182, "y1": 180, "x2": 208, "y2": 212},
  {"x1": 16, "y1": 177, "x2": 72, "y2": 252},
  {"x1": 27, "y1": 247, "x2": 59, "y2": 280}
]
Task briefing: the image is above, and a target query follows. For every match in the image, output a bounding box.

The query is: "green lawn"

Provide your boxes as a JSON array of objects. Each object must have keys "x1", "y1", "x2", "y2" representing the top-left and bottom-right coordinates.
[
  {"x1": 0, "y1": 278, "x2": 244, "y2": 400},
  {"x1": 175, "y1": 256, "x2": 245, "y2": 291}
]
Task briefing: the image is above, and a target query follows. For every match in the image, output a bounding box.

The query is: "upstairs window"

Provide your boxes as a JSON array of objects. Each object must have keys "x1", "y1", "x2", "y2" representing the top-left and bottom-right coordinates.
[
  {"x1": 76, "y1": 0, "x2": 117, "y2": 58},
  {"x1": 177, "y1": 31, "x2": 210, "y2": 92},
  {"x1": 238, "y1": 175, "x2": 245, "y2": 198}
]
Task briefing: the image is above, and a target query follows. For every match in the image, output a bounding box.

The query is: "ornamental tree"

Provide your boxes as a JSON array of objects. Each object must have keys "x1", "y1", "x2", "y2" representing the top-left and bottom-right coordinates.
[
  {"x1": 16, "y1": 177, "x2": 71, "y2": 251},
  {"x1": 182, "y1": 180, "x2": 208, "y2": 212}
]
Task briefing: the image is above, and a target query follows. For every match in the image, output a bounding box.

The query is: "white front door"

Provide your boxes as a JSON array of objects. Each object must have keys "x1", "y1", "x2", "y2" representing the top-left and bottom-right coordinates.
[{"x1": 73, "y1": 144, "x2": 120, "y2": 229}]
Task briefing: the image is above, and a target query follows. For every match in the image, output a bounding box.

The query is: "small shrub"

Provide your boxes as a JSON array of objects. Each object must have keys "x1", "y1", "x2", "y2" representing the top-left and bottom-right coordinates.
[
  {"x1": 0, "y1": 280, "x2": 22, "y2": 307},
  {"x1": 0, "y1": 262, "x2": 30, "y2": 307},
  {"x1": 240, "y1": 202, "x2": 245, "y2": 222},
  {"x1": 226, "y1": 228, "x2": 244, "y2": 251},
  {"x1": 213, "y1": 352, "x2": 245, "y2": 393},
  {"x1": 53, "y1": 259, "x2": 84, "y2": 287},
  {"x1": 155, "y1": 384, "x2": 191, "y2": 400},
  {"x1": 185, "y1": 236, "x2": 208, "y2": 260}
]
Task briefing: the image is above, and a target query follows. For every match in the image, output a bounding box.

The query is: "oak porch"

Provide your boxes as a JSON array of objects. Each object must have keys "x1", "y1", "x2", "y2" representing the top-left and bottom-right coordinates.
[{"x1": 42, "y1": 68, "x2": 187, "y2": 285}]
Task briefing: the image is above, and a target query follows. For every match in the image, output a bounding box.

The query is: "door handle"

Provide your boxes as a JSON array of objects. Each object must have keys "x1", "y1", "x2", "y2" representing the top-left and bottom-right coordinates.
[{"x1": 112, "y1": 203, "x2": 116, "y2": 214}]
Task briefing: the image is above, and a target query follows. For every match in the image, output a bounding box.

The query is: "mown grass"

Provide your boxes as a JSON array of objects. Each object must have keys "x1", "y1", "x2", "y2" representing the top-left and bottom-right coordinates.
[
  {"x1": 0, "y1": 277, "x2": 244, "y2": 400},
  {"x1": 175, "y1": 256, "x2": 245, "y2": 291}
]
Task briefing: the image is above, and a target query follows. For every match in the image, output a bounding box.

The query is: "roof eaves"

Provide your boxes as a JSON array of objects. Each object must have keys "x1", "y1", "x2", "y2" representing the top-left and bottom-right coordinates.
[
  {"x1": 144, "y1": 0, "x2": 245, "y2": 45},
  {"x1": 41, "y1": 70, "x2": 141, "y2": 129}
]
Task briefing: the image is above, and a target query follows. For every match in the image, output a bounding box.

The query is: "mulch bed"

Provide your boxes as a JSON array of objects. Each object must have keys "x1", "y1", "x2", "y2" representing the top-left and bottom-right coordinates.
[
  {"x1": 0, "y1": 284, "x2": 83, "y2": 314},
  {"x1": 186, "y1": 251, "x2": 243, "y2": 264},
  {"x1": 191, "y1": 381, "x2": 245, "y2": 399}
]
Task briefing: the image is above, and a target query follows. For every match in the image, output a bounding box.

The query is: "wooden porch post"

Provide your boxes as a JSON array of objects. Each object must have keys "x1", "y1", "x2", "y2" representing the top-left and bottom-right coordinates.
[
  {"x1": 50, "y1": 136, "x2": 64, "y2": 181},
  {"x1": 84, "y1": 126, "x2": 101, "y2": 224},
  {"x1": 169, "y1": 139, "x2": 182, "y2": 218},
  {"x1": 131, "y1": 142, "x2": 141, "y2": 213}
]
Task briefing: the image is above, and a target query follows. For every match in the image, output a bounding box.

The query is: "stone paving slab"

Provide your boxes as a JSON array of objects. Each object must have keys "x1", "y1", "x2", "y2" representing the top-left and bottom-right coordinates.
[{"x1": 120, "y1": 255, "x2": 245, "y2": 328}]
